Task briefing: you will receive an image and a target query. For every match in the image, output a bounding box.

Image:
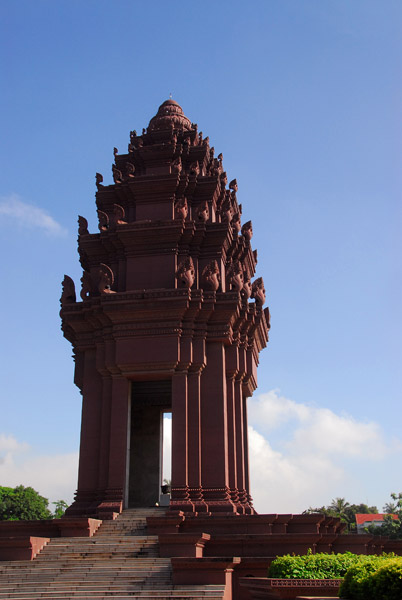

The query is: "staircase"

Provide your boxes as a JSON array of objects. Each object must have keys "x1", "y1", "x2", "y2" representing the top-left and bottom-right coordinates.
[{"x1": 0, "y1": 508, "x2": 225, "y2": 599}]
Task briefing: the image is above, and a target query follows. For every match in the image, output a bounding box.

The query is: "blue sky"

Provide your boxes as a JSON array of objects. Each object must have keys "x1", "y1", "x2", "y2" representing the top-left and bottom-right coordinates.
[{"x1": 1, "y1": 1, "x2": 401, "y2": 513}]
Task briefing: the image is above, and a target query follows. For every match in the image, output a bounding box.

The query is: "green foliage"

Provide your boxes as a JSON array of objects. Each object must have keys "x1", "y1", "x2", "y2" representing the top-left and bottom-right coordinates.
[
  {"x1": 268, "y1": 551, "x2": 402, "y2": 600},
  {"x1": 0, "y1": 485, "x2": 52, "y2": 521},
  {"x1": 268, "y1": 550, "x2": 360, "y2": 579},
  {"x1": 368, "y1": 493, "x2": 402, "y2": 540},
  {"x1": 340, "y1": 555, "x2": 402, "y2": 600},
  {"x1": 52, "y1": 499, "x2": 68, "y2": 519},
  {"x1": 304, "y1": 497, "x2": 379, "y2": 532},
  {"x1": 369, "y1": 558, "x2": 402, "y2": 600}
]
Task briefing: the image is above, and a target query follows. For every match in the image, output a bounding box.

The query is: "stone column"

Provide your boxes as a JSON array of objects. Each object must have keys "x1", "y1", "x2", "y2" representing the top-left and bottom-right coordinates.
[
  {"x1": 234, "y1": 375, "x2": 247, "y2": 513},
  {"x1": 242, "y1": 394, "x2": 254, "y2": 513},
  {"x1": 68, "y1": 349, "x2": 103, "y2": 515},
  {"x1": 187, "y1": 370, "x2": 207, "y2": 511},
  {"x1": 97, "y1": 375, "x2": 130, "y2": 515},
  {"x1": 97, "y1": 376, "x2": 112, "y2": 493},
  {"x1": 170, "y1": 372, "x2": 193, "y2": 511},
  {"x1": 200, "y1": 342, "x2": 235, "y2": 513}
]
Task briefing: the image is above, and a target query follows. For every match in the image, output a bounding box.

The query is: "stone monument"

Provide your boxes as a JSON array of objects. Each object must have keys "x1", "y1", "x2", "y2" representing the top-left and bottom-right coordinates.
[{"x1": 60, "y1": 99, "x2": 270, "y2": 519}]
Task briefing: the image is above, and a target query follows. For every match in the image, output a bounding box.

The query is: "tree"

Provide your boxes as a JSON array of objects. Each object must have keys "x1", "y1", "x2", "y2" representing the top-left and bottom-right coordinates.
[
  {"x1": 328, "y1": 497, "x2": 350, "y2": 519},
  {"x1": 52, "y1": 500, "x2": 68, "y2": 519},
  {"x1": 383, "y1": 501, "x2": 398, "y2": 513},
  {"x1": 369, "y1": 493, "x2": 402, "y2": 540},
  {"x1": 303, "y1": 499, "x2": 379, "y2": 532},
  {"x1": 0, "y1": 485, "x2": 52, "y2": 521}
]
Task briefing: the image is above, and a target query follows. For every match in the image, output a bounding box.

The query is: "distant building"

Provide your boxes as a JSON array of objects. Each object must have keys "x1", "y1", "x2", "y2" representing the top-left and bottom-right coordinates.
[{"x1": 355, "y1": 513, "x2": 398, "y2": 533}]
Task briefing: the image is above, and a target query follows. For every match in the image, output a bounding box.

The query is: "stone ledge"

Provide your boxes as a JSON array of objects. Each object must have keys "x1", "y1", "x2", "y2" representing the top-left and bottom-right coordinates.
[
  {"x1": 0, "y1": 536, "x2": 50, "y2": 561},
  {"x1": 159, "y1": 533, "x2": 210, "y2": 557},
  {"x1": 0, "y1": 518, "x2": 102, "y2": 540},
  {"x1": 239, "y1": 578, "x2": 342, "y2": 599}
]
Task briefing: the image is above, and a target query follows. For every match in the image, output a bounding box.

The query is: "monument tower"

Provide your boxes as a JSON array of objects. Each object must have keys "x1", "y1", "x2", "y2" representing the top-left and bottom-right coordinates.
[{"x1": 60, "y1": 100, "x2": 270, "y2": 518}]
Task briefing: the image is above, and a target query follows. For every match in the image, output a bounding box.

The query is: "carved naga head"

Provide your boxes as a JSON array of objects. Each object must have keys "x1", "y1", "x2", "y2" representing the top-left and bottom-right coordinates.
[
  {"x1": 232, "y1": 211, "x2": 241, "y2": 233},
  {"x1": 60, "y1": 275, "x2": 76, "y2": 306},
  {"x1": 176, "y1": 257, "x2": 195, "y2": 289},
  {"x1": 241, "y1": 220, "x2": 253, "y2": 241},
  {"x1": 242, "y1": 274, "x2": 252, "y2": 300},
  {"x1": 98, "y1": 263, "x2": 116, "y2": 295},
  {"x1": 251, "y1": 277, "x2": 266, "y2": 306},
  {"x1": 201, "y1": 260, "x2": 220, "y2": 291},
  {"x1": 175, "y1": 197, "x2": 188, "y2": 220},
  {"x1": 197, "y1": 200, "x2": 209, "y2": 222},
  {"x1": 227, "y1": 261, "x2": 244, "y2": 292}
]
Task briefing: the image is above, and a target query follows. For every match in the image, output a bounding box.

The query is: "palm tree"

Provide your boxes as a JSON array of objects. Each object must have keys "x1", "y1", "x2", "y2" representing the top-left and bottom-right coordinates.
[
  {"x1": 383, "y1": 502, "x2": 397, "y2": 514},
  {"x1": 329, "y1": 497, "x2": 350, "y2": 518}
]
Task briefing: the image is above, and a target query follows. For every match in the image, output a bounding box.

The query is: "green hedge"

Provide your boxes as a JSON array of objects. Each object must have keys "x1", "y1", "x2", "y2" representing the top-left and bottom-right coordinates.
[
  {"x1": 268, "y1": 551, "x2": 402, "y2": 599},
  {"x1": 268, "y1": 550, "x2": 361, "y2": 579},
  {"x1": 340, "y1": 556, "x2": 402, "y2": 600}
]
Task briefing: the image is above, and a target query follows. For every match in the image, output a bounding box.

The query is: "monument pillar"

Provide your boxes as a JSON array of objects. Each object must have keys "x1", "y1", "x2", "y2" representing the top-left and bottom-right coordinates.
[{"x1": 60, "y1": 99, "x2": 270, "y2": 517}]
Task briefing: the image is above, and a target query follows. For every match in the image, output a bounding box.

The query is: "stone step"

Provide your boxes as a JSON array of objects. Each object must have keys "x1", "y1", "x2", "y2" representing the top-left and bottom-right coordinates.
[
  {"x1": 0, "y1": 589, "x2": 224, "y2": 599},
  {"x1": 0, "y1": 588, "x2": 223, "y2": 600},
  {"x1": 0, "y1": 508, "x2": 225, "y2": 599}
]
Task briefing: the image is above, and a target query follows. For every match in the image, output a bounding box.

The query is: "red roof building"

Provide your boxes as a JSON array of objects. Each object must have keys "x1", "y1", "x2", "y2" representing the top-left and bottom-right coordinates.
[{"x1": 355, "y1": 513, "x2": 398, "y2": 532}]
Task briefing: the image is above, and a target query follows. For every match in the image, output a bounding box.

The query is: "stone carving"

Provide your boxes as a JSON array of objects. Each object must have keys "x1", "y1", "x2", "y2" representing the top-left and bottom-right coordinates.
[
  {"x1": 251, "y1": 277, "x2": 266, "y2": 306},
  {"x1": 126, "y1": 162, "x2": 135, "y2": 178},
  {"x1": 95, "y1": 172, "x2": 103, "y2": 190},
  {"x1": 201, "y1": 260, "x2": 220, "y2": 291},
  {"x1": 171, "y1": 157, "x2": 182, "y2": 174},
  {"x1": 227, "y1": 261, "x2": 244, "y2": 292},
  {"x1": 176, "y1": 257, "x2": 195, "y2": 289},
  {"x1": 80, "y1": 271, "x2": 92, "y2": 300},
  {"x1": 113, "y1": 147, "x2": 118, "y2": 157},
  {"x1": 232, "y1": 211, "x2": 241, "y2": 233},
  {"x1": 113, "y1": 204, "x2": 127, "y2": 225},
  {"x1": 242, "y1": 274, "x2": 252, "y2": 300},
  {"x1": 203, "y1": 136, "x2": 209, "y2": 147},
  {"x1": 78, "y1": 215, "x2": 88, "y2": 236},
  {"x1": 189, "y1": 161, "x2": 200, "y2": 176},
  {"x1": 253, "y1": 249, "x2": 258, "y2": 263},
  {"x1": 175, "y1": 197, "x2": 188, "y2": 220},
  {"x1": 220, "y1": 171, "x2": 227, "y2": 186},
  {"x1": 221, "y1": 195, "x2": 233, "y2": 223},
  {"x1": 112, "y1": 164, "x2": 123, "y2": 184},
  {"x1": 241, "y1": 220, "x2": 253, "y2": 241},
  {"x1": 97, "y1": 210, "x2": 109, "y2": 232},
  {"x1": 98, "y1": 263, "x2": 116, "y2": 294},
  {"x1": 130, "y1": 130, "x2": 137, "y2": 141},
  {"x1": 229, "y1": 178, "x2": 238, "y2": 193},
  {"x1": 196, "y1": 200, "x2": 209, "y2": 222},
  {"x1": 60, "y1": 275, "x2": 76, "y2": 305},
  {"x1": 148, "y1": 100, "x2": 192, "y2": 132}
]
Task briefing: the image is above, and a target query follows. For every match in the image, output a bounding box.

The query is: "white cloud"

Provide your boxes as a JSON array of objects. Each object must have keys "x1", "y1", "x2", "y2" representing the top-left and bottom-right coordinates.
[
  {"x1": 0, "y1": 194, "x2": 67, "y2": 237},
  {"x1": 248, "y1": 390, "x2": 401, "y2": 514},
  {"x1": 0, "y1": 433, "x2": 29, "y2": 456},
  {"x1": 249, "y1": 390, "x2": 387, "y2": 458},
  {"x1": 0, "y1": 434, "x2": 78, "y2": 505}
]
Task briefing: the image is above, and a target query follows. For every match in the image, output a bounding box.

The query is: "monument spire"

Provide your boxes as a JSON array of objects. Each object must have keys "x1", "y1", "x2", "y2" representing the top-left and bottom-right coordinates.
[{"x1": 60, "y1": 99, "x2": 270, "y2": 517}]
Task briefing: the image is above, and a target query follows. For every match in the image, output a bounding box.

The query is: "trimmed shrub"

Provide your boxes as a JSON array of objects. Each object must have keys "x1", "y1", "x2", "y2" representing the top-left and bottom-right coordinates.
[
  {"x1": 340, "y1": 556, "x2": 402, "y2": 600},
  {"x1": 370, "y1": 559, "x2": 402, "y2": 600},
  {"x1": 268, "y1": 550, "x2": 360, "y2": 579}
]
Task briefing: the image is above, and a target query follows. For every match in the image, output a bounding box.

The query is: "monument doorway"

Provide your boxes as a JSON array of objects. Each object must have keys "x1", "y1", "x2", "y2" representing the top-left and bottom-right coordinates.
[{"x1": 127, "y1": 380, "x2": 172, "y2": 508}]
